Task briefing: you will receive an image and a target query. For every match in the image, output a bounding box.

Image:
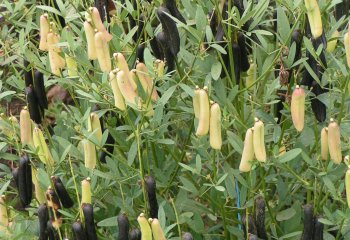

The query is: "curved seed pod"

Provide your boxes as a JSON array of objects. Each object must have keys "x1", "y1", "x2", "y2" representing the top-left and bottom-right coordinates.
[
  {"x1": 12, "y1": 168, "x2": 19, "y2": 188},
  {"x1": 129, "y1": 228, "x2": 141, "y2": 240},
  {"x1": 38, "y1": 203, "x2": 49, "y2": 240},
  {"x1": 117, "y1": 213, "x2": 130, "y2": 240},
  {"x1": 95, "y1": 30, "x2": 112, "y2": 72},
  {"x1": 311, "y1": 81, "x2": 327, "y2": 123},
  {"x1": 240, "y1": 128, "x2": 254, "y2": 172},
  {"x1": 20, "y1": 107, "x2": 33, "y2": 146},
  {"x1": 291, "y1": 29, "x2": 302, "y2": 63},
  {"x1": 32, "y1": 168, "x2": 46, "y2": 204},
  {"x1": 39, "y1": 14, "x2": 49, "y2": 51},
  {"x1": 136, "y1": 43, "x2": 145, "y2": 63},
  {"x1": 209, "y1": 102, "x2": 222, "y2": 150},
  {"x1": 242, "y1": 214, "x2": 257, "y2": 239},
  {"x1": 90, "y1": 7, "x2": 112, "y2": 42},
  {"x1": 327, "y1": 30, "x2": 339, "y2": 53},
  {"x1": 182, "y1": 232, "x2": 193, "y2": 240},
  {"x1": 246, "y1": 63, "x2": 256, "y2": 89},
  {"x1": 154, "y1": 59, "x2": 165, "y2": 77},
  {"x1": 81, "y1": 178, "x2": 92, "y2": 205},
  {"x1": 84, "y1": 21, "x2": 98, "y2": 60},
  {"x1": 237, "y1": 32, "x2": 250, "y2": 72},
  {"x1": 34, "y1": 70, "x2": 48, "y2": 110},
  {"x1": 47, "y1": 32, "x2": 65, "y2": 75},
  {"x1": 255, "y1": 196, "x2": 267, "y2": 239},
  {"x1": 33, "y1": 127, "x2": 54, "y2": 167},
  {"x1": 137, "y1": 213, "x2": 152, "y2": 240},
  {"x1": 305, "y1": 0, "x2": 323, "y2": 38},
  {"x1": 136, "y1": 62, "x2": 158, "y2": 101},
  {"x1": 313, "y1": 217, "x2": 324, "y2": 240},
  {"x1": 65, "y1": 54, "x2": 78, "y2": 77},
  {"x1": 301, "y1": 204, "x2": 314, "y2": 240},
  {"x1": 116, "y1": 70, "x2": 140, "y2": 108},
  {"x1": 144, "y1": 176, "x2": 158, "y2": 219},
  {"x1": 109, "y1": 71, "x2": 126, "y2": 111},
  {"x1": 72, "y1": 220, "x2": 87, "y2": 240},
  {"x1": 328, "y1": 119, "x2": 342, "y2": 164},
  {"x1": 88, "y1": 112, "x2": 103, "y2": 144},
  {"x1": 291, "y1": 85, "x2": 305, "y2": 132},
  {"x1": 196, "y1": 88, "x2": 210, "y2": 136},
  {"x1": 51, "y1": 176, "x2": 74, "y2": 208},
  {"x1": 150, "y1": 37, "x2": 164, "y2": 60},
  {"x1": 25, "y1": 86, "x2": 42, "y2": 124},
  {"x1": 346, "y1": 168, "x2": 350, "y2": 208},
  {"x1": 83, "y1": 139, "x2": 97, "y2": 170},
  {"x1": 320, "y1": 127, "x2": 328, "y2": 160},
  {"x1": 192, "y1": 86, "x2": 200, "y2": 118},
  {"x1": 46, "y1": 186, "x2": 61, "y2": 212},
  {"x1": 345, "y1": 32, "x2": 350, "y2": 68},
  {"x1": 47, "y1": 220, "x2": 58, "y2": 240},
  {"x1": 24, "y1": 60, "x2": 33, "y2": 87},
  {"x1": 156, "y1": 31, "x2": 175, "y2": 73},
  {"x1": 150, "y1": 218, "x2": 166, "y2": 240},
  {"x1": 253, "y1": 118, "x2": 266, "y2": 162},
  {"x1": 99, "y1": 131, "x2": 115, "y2": 163},
  {"x1": 114, "y1": 53, "x2": 137, "y2": 90},
  {"x1": 0, "y1": 196, "x2": 8, "y2": 233},
  {"x1": 165, "y1": 0, "x2": 186, "y2": 23},
  {"x1": 18, "y1": 155, "x2": 32, "y2": 207},
  {"x1": 157, "y1": 7, "x2": 180, "y2": 56},
  {"x1": 82, "y1": 203, "x2": 98, "y2": 240}
]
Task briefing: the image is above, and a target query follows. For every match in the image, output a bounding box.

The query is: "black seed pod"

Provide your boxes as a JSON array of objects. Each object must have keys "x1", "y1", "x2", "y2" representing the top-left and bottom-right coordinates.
[
  {"x1": 301, "y1": 50, "x2": 318, "y2": 88},
  {"x1": 157, "y1": 7, "x2": 180, "y2": 56},
  {"x1": 117, "y1": 213, "x2": 130, "y2": 240},
  {"x1": 149, "y1": 36, "x2": 164, "y2": 60},
  {"x1": 165, "y1": 0, "x2": 186, "y2": 23},
  {"x1": 47, "y1": 220, "x2": 59, "y2": 240},
  {"x1": 46, "y1": 187, "x2": 61, "y2": 211},
  {"x1": 291, "y1": 29, "x2": 302, "y2": 63},
  {"x1": 129, "y1": 228, "x2": 141, "y2": 240},
  {"x1": 238, "y1": 32, "x2": 250, "y2": 72},
  {"x1": 24, "y1": 60, "x2": 33, "y2": 87},
  {"x1": 82, "y1": 203, "x2": 98, "y2": 240},
  {"x1": 311, "y1": 81, "x2": 327, "y2": 122},
  {"x1": 72, "y1": 220, "x2": 88, "y2": 240},
  {"x1": 144, "y1": 176, "x2": 158, "y2": 219},
  {"x1": 99, "y1": 132, "x2": 115, "y2": 163},
  {"x1": 242, "y1": 214, "x2": 257, "y2": 239},
  {"x1": 313, "y1": 217, "x2": 324, "y2": 240},
  {"x1": 301, "y1": 204, "x2": 314, "y2": 240},
  {"x1": 182, "y1": 232, "x2": 193, "y2": 240},
  {"x1": 51, "y1": 176, "x2": 74, "y2": 208},
  {"x1": 38, "y1": 203, "x2": 49, "y2": 240},
  {"x1": 94, "y1": 0, "x2": 110, "y2": 23},
  {"x1": 25, "y1": 86, "x2": 42, "y2": 124},
  {"x1": 136, "y1": 43, "x2": 145, "y2": 63},
  {"x1": 156, "y1": 31, "x2": 175, "y2": 73},
  {"x1": 254, "y1": 196, "x2": 267, "y2": 240},
  {"x1": 34, "y1": 70, "x2": 48, "y2": 110},
  {"x1": 18, "y1": 155, "x2": 32, "y2": 207}
]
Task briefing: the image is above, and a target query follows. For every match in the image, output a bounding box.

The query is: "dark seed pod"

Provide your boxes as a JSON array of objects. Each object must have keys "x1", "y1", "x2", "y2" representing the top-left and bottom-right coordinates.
[
  {"x1": 47, "y1": 220, "x2": 59, "y2": 240},
  {"x1": 99, "y1": 131, "x2": 115, "y2": 163},
  {"x1": 313, "y1": 217, "x2": 324, "y2": 240},
  {"x1": 301, "y1": 204, "x2": 314, "y2": 240},
  {"x1": 72, "y1": 220, "x2": 88, "y2": 240},
  {"x1": 136, "y1": 43, "x2": 145, "y2": 63},
  {"x1": 165, "y1": 0, "x2": 186, "y2": 24},
  {"x1": 94, "y1": 0, "x2": 110, "y2": 23},
  {"x1": 242, "y1": 214, "x2": 257, "y2": 239},
  {"x1": 38, "y1": 203, "x2": 49, "y2": 240},
  {"x1": 237, "y1": 32, "x2": 250, "y2": 72},
  {"x1": 46, "y1": 187, "x2": 61, "y2": 211},
  {"x1": 51, "y1": 176, "x2": 74, "y2": 208},
  {"x1": 149, "y1": 36, "x2": 164, "y2": 60},
  {"x1": 25, "y1": 85, "x2": 42, "y2": 124},
  {"x1": 117, "y1": 213, "x2": 130, "y2": 240},
  {"x1": 18, "y1": 155, "x2": 32, "y2": 207},
  {"x1": 182, "y1": 232, "x2": 193, "y2": 240},
  {"x1": 34, "y1": 70, "x2": 48, "y2": 110},
  {"x1": 254, "y1": 196, "x2": 267, "y2": 240},
  {"x1": 157, "y1": 6, "x2": 180, "y2": 56},
  {"x1": 144, "y1": 176, "x2": 158, "y2": 219},
  {"x1": 311, "y1": 81, "x2": 327, "y2": 122},
  {"x1": 129, "y1": 228, "x2": 141, "y2": 240},
  {"x1": 312, "y1": 37, "x2": 327, "y2": 68},
  {"x1": 12, "y1": 168, "x2": 19, "y2": 188},
  {"x1": 291, "y1": 29, "x2": 302, "y2": 63},
  {"x1": 24, "y1": 60, "x2": 33, "y2": 87},
  {"x1": 82, "y1": 203, "x2": 98, "y2": 240},
  {"x1": 156, "y1": 31, "x2": 175, "y2": 73},
  {"x1": 301, "y1": 50, "x2": 318, "y2": 88}
]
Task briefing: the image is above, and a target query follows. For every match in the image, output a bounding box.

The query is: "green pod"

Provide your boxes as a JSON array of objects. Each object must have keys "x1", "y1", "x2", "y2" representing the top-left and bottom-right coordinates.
[{"x1": 137, "y1": 213, "x2": 152, "y2": 240}]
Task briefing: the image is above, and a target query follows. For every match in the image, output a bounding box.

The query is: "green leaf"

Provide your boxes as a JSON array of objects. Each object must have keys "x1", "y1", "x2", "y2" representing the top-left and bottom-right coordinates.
[
  {"x1": 98, "y1": 216, "x2": 118, "y2": 227},
  {"x1": 211, "y1": 61, "x2": 222, "y2": 81},
  {"x1": 279, "y1": 148, "x2": 302, "y2": 163},
  {"x1": 276, "y1": 208, "x2": 296, "y2": 221},
  {"x1": 195, "y1": 7, "x2": 206, "y2": 34},
  {"x1": 277, "y1": 6, "x2": 290, "y2": 44}
]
